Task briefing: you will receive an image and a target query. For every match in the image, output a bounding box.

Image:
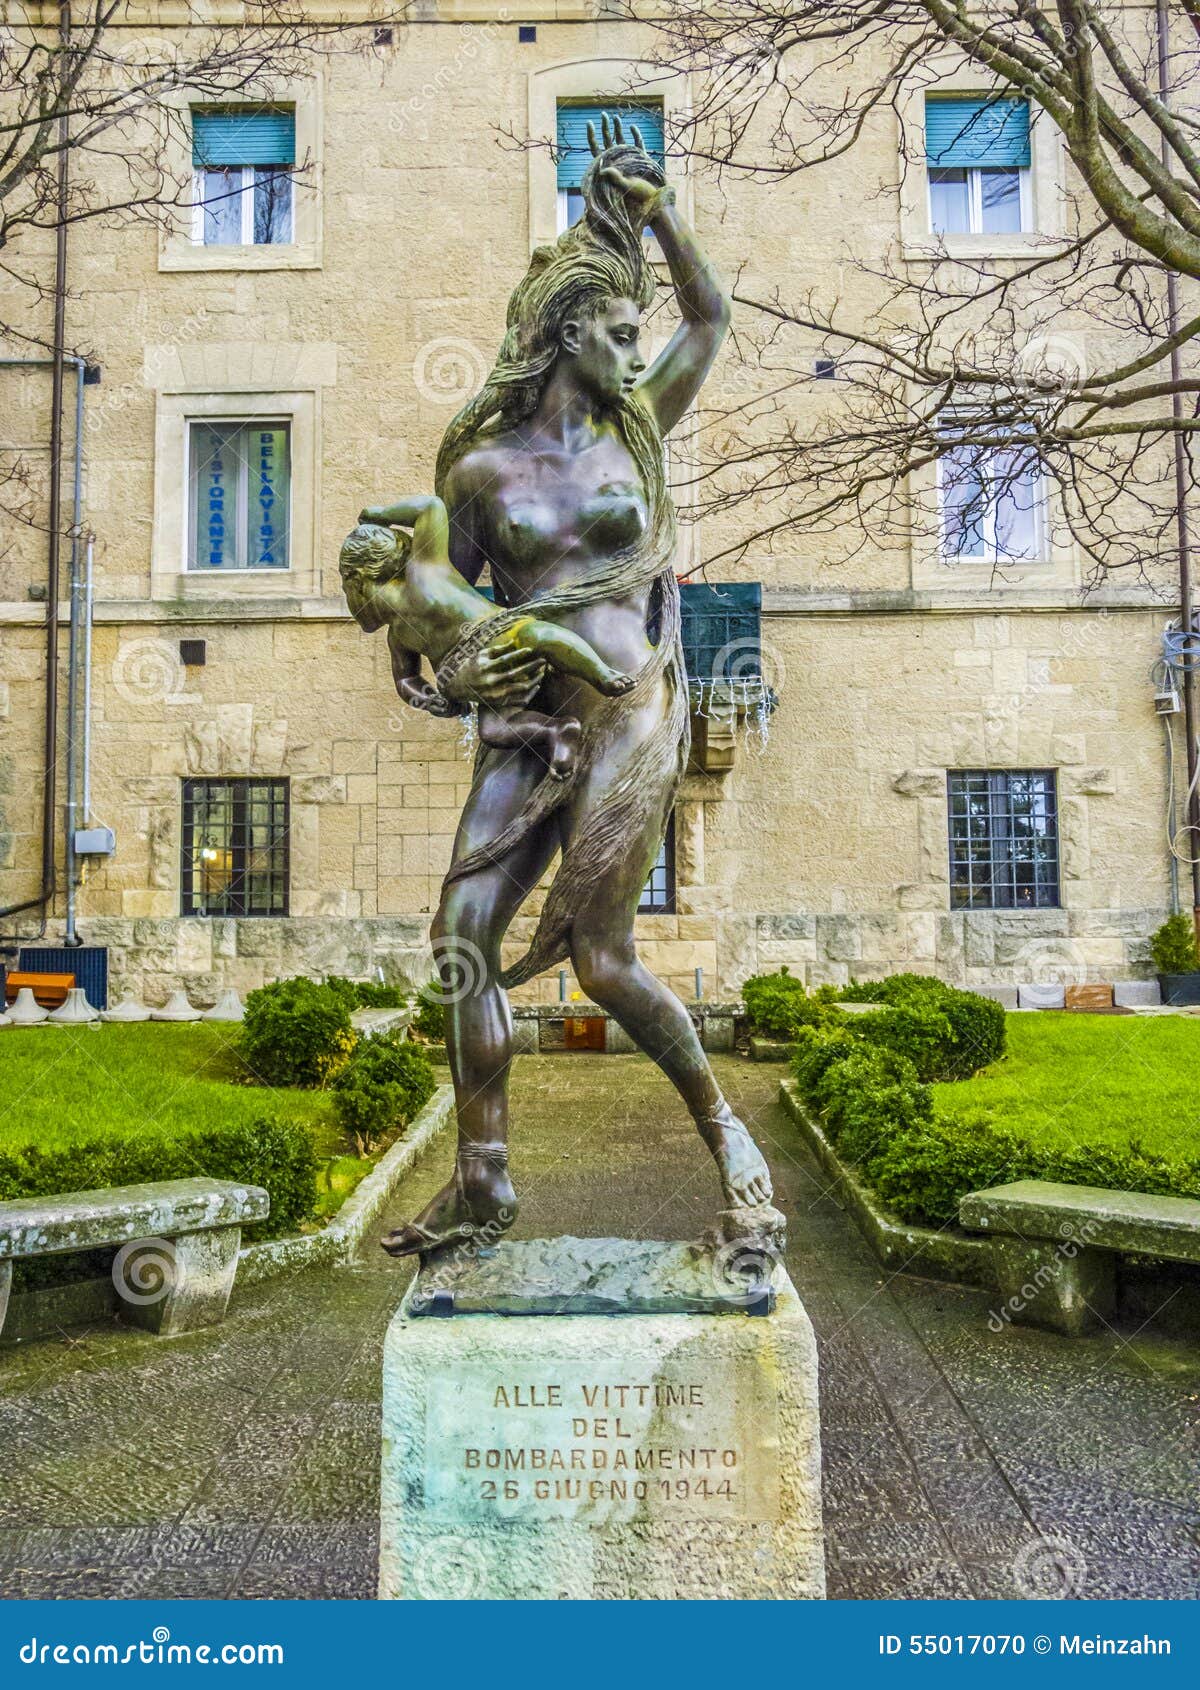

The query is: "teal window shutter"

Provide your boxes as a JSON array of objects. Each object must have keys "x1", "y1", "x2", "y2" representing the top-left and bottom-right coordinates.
[
  {"x1": 555, "y1": 102, "x2": 665, "y2": 190},
  {"x1": 192, "y1": 109, "x2": 296, "y2": 168},
  {"x1": 925, "y1": 96, "x2": 1030, "y2": 168}
]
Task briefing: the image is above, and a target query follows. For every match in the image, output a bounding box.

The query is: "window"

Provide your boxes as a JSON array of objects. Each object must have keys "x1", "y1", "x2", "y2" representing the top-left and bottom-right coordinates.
[
  {"x1": 192, "y1": 108, "x2": 295, "y2": 246},
  {"x1": 187, "y1": 419, "x2": 290, "y2": 571},
  {"x1": 556, "y1": 101, "x2": 665, "y2": 233},
  {"x1": 926, "y1": 96, "x2": 1030, "y2": 235},
  {"x1": 938, "y1": 417, "x2": 1043, "y2": 563},
  {"x1": 948, "y1": 771, "x2": 1060, "y2": 910},
  {"x1": 681, "y1": 583, "x2": 762, "y2": 685},
  {"x1": 181, "y1": 779, "x2": 290, "y2": 917},
  {"x1": 638, "y1": 816, "x2": 676, "y2": 914}
]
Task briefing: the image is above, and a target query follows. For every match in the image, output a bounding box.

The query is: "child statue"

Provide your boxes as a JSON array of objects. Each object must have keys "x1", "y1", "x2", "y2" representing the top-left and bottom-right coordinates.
[{"x1": 339, "y1": 494, "x2": 634, "y2": 779}]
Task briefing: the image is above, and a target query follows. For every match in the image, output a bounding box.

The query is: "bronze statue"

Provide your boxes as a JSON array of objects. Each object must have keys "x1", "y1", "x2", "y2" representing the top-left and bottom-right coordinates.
[{"x1": 351, "y1": 116, "x2": 773, "y2": 1257}]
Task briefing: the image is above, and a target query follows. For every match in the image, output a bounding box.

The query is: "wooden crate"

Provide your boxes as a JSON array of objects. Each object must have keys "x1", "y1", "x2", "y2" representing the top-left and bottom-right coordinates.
[
  {"x1": 1064, "y1": 982, "x2": 1115, "y2": 1012},
  {"x1": 5, "y1": 970, "x2": 75, "y2": 1009}
]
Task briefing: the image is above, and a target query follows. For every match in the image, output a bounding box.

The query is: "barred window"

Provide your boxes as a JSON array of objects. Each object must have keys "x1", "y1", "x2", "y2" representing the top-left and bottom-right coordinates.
[
  {"x1": 948, "y1": 770, "x2": 1059, "y2": 910},
  {"x1": 181, "y1": 779, "x2": 289, "y2": 917},
  {"x1": 638, "y1": 815, "x2": 676, "y2": 915}
]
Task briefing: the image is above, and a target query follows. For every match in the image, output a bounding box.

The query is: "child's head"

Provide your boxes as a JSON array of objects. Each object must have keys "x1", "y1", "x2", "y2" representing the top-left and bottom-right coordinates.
[{"x1": 339, "y1": 522, "x2": 410, "y2": 631}]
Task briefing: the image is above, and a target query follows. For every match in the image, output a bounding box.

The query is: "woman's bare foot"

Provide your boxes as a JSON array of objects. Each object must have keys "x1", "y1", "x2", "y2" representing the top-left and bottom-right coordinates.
[
  {"x1": 596, "y1": 668, "x2": 635, "y2": 696},
  {"x1": 381, "y1": 1144, "x2": 517, "y2": 1259},
  {"x1": 695, "y1": 1102, "x2": 773, "y2": 1208},
  {"x1": 548, "y1": 717, "x2": 582, "y2": 780}
]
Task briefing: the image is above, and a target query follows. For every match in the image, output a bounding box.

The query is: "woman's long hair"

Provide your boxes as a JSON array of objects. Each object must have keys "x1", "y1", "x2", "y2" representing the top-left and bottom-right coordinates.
[
  {"x1": 436, "y1": 143, "x2": 690, "y2": 988},
  {"x1": 435, "y1": 143, "x2": 671, "y2": 571}
]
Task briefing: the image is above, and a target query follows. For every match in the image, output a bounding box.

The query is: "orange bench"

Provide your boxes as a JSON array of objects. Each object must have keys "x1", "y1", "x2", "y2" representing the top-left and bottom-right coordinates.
[{"x1": 5, "y1": 971, "x2": 75, "y2": 1009}]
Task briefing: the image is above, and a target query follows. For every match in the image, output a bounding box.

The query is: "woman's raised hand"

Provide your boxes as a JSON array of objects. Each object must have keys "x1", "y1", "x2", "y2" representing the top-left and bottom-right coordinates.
[{"x1": 586, "y1": 112, "x2": 664, "y2": 217}]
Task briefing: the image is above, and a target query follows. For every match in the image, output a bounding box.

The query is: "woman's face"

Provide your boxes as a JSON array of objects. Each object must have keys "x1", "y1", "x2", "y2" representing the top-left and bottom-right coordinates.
[{"x1": 563, "y1": 297, "x2": 646, "y2": 407}]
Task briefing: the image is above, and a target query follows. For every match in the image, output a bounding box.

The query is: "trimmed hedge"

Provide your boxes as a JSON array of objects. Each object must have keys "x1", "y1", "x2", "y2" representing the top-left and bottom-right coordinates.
[
  {"x1": 332, "y1": 1037, "x2": 437, "y2": 1154},
  {"x1": 741, "y1": 968, "x2": 842, "y2": 1041},
  {"x1": 0, "y1": 1114, "x2": 321, "y2": 1242},
  {"x1": 845, "y1": 972, "x2": 1006, "y2": 1080},
  {"x1": 324, "y1": 975, "x2": 411, "y2": 1010},
  {"x1": 412, "y1": 986, "x2": 446, "y2": 1043},
  {"x1": 791, "y1": 978, "x2": 1200, "y2": 1226},
  {"x1": 238, "y1": 976, "x2": 358, "y2": 1089}
]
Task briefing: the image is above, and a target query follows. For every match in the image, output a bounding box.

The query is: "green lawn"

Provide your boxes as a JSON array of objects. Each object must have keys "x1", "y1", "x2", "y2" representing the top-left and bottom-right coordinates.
[
  {"x1": 0, "y1": 1022, "x2": 378, "y2": 1223},
  {"x1": 933, "y1": 1012, "x2": 1200, "y2": 1160},
  {"x1": 0, "y1": 1022, "x2": 338, "y2": 1150}
]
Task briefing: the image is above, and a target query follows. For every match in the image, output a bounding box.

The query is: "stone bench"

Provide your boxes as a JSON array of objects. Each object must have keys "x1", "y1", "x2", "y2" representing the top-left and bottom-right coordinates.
[
  {"x1": 960, "y1": 1179, "x2": 1200, "y2": 1337},
  {"x1": 0, "y1": 1177, "x2": 269, "y2": 1340}
]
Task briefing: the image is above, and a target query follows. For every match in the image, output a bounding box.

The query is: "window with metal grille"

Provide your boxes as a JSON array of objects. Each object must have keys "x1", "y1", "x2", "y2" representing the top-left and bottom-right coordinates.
[
  {"x1": 181, "y1": 779, "x2": 289, "y2": 917},
  {"x1": 187, "y1": 419, "x2": 290, "y2": 571},
  {"x1": 926, "y1": 95, "x2": 1031, "y2": 236},
  {"x1": 638, "y1": 815, "x2": 676, "y2": 914},
  {"x1": 948, "y1": 770, "x2": 1059, "y2": 910},
  {"x1": 192, "y1": 108, "x2": 295, "y2": 245},
  {"x1": 555, "y1": 100, "x2": 665, "y2": 233},
  {"x1": 680, "y1": 583, "x2": 761, "y2": 684}
]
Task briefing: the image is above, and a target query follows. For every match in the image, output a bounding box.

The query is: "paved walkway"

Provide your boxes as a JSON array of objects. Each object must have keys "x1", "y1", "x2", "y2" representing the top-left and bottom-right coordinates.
[{"x1": 2, "y1": 1055, "x2": 1197, "y2": 1599}]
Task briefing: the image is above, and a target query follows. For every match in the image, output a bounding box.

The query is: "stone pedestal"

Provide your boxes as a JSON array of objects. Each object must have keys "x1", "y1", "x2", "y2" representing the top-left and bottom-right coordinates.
[{"x1": 380, "y1": 1237, "x2": 824, "y2": 1600}]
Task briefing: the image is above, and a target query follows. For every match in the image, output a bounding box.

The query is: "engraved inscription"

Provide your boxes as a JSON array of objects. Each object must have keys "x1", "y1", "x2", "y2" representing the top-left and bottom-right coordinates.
[{"x1": 423, "y1": 1363, "x2": 780, "y2": 1523}]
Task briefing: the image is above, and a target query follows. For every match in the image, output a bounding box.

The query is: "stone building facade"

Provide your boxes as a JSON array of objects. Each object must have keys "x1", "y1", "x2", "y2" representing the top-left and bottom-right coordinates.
[{"x1": 0, "y1": 5, "x2": 1186, "y2": 1005}]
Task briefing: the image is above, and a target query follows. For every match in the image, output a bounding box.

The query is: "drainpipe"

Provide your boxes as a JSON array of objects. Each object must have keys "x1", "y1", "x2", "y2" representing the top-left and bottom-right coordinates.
[
  {"x1": 1156, "y1": 0, "x2": 1200, "y2": 944},
  {"x1": 82, "y1": 532, "x2": 94, "y2": 828},
  {"x1": 0, "y1": 3, "x2": 75, "y2": 930},
  {"x1": 0, "y1": 351, "x2": 85, "y2": 930},
  {"x1": 63, "y1": 362, "x2": 86, "y2": 945}
]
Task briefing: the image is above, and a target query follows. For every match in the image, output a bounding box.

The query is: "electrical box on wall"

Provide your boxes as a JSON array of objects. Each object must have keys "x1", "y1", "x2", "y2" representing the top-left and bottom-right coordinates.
[{"x1": 74, "y1": 826, "x2": 116, "y2": 856}]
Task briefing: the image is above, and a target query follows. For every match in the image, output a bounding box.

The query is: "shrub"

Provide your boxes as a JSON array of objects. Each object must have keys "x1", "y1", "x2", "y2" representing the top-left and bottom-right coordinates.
[
  {"x1": 412, "y1": 985, "x2": 446, "y2": 1043},
  {"x1": 791, "y1": 1026, "x2": 859, "y2": 1094},
  {"x1": 854, "y1": 1004, "x2": 956, "y2": 1082},
  {"x1": 331, "y1": 1037, "x2": 436, "y2": 1155},
  {"x1": 238, "y1": 977, "x2": 358, "y2": 1089},
  {"x1": 742, "y1": 967, "x2": 840, "y2": 1041},
  {"x1": 868, "y1": 1109, "x2": 1023, "y2": 1226},
  {"x1": 846, "y1": 973, "x2": 1006, "y2": 1079},
  {"x1": 0, "y1": 1114, "x2": 320, "y2": 1242},
  {"x1": 936, "y1": 988, "x2": 1007, "y2": 1077},
  {"x1": 814, "y1": 1042, "x2": 932, "y2": 1169},
  {"x1": 323, "y1": 975, "x2": 410, "y2": 1010},
  {"x1": 867, "y1": 1118, "x2": 1200, "y2": 1229},
  {"x1": 793, "y1": 971, "x2": 1200, "y2": 1227},
  {"x1": 1150, "y1": 914, "x2": 1200, "y2": 975}
]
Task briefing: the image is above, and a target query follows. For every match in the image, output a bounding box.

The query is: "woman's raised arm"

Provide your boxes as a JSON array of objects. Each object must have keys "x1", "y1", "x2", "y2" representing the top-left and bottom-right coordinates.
[{"x1": 591, "y1": 116, "x2": 732, "y2": 437}]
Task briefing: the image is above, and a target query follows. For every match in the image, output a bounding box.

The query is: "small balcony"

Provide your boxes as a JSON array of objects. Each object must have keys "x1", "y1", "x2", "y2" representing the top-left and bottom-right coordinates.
[{"x1": 679, "y1": 582, "x2": 774, "y2": 772}]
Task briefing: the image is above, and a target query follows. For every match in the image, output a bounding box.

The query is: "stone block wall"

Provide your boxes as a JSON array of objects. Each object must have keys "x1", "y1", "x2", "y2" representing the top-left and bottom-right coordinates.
[{"x1": 0, "y1": 10, "x2": 1184, "y2": 1004}]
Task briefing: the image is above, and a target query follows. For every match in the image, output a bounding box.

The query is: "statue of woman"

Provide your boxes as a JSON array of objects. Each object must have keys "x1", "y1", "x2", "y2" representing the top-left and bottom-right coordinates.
[{"x1": 380, "y1": 117, "x2": 773, "y2": 1257}]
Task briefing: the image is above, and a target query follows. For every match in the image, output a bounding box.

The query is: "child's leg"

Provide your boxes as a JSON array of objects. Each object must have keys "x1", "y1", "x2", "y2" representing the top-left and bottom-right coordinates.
[
  {"x1": 478, "y1": 705, "x2": 581, "y2": 780},
  {"x1": 516, "y1": 619, "x2": 636, "y2": 696}
]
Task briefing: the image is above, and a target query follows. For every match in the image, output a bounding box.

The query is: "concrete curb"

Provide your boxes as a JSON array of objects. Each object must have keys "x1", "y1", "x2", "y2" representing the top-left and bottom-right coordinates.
[
  {"x1": 779, "y1": 1079, "x2": 998, "y2": 1291},
  {"x1": 237, "y1": 1083, "x2": 456, "y2": 1286}
]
